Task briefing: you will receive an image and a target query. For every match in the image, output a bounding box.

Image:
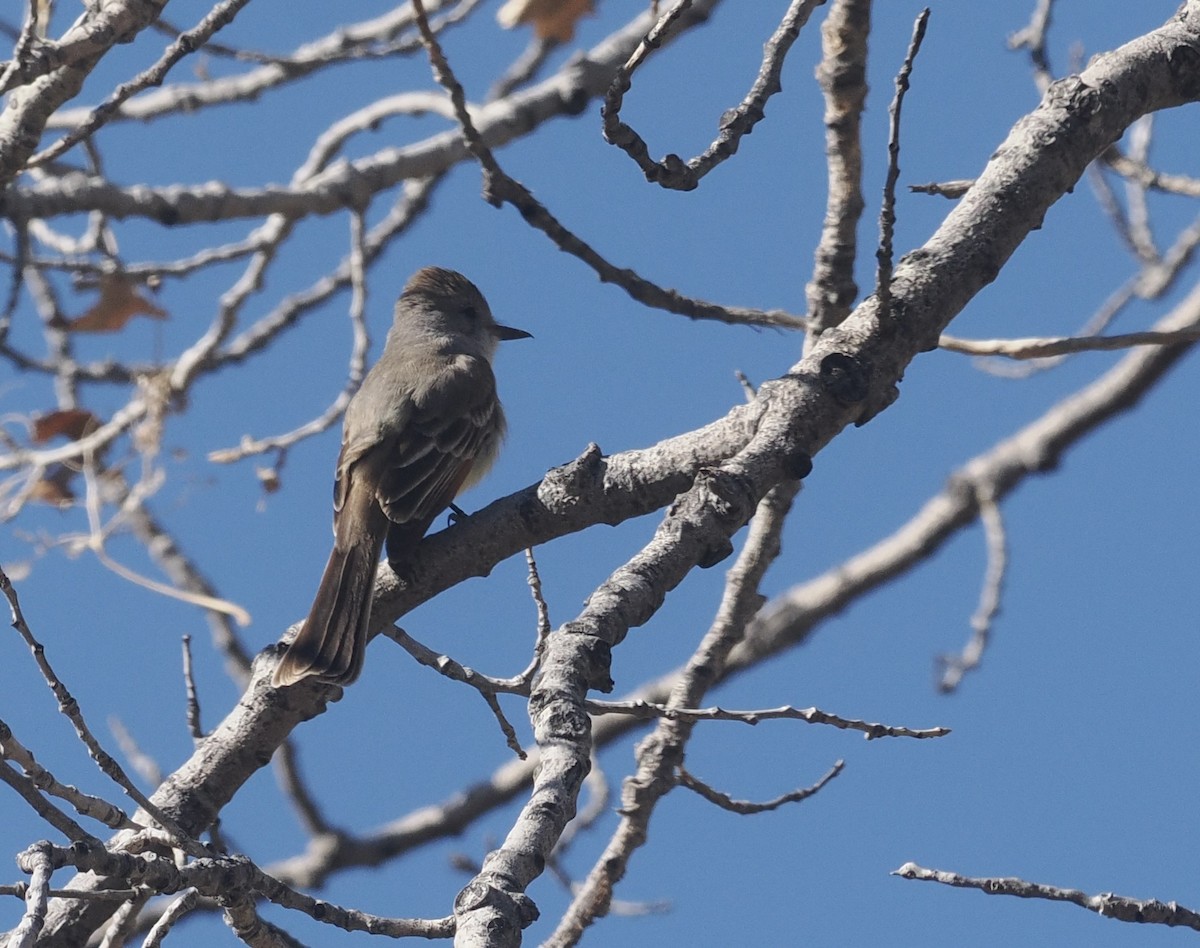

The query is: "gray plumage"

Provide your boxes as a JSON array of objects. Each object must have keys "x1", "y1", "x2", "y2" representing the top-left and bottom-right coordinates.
[{"x1": 273, "y1": 267, "x2": 529, "y2": 687}]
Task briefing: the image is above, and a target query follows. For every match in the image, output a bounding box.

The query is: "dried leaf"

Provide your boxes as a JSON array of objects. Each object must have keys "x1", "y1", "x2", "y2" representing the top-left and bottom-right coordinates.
[
  {"x1": 29, "y1": 467, "x2": 76, "y2": 507},
  {"x1": 497, "y1": 0, "x2": 593, "y2": 42},
  {"x1": 31, "y1": 408, "x2": 102, "y2": 444},
  {"x1": 67, "y1": 273, "x2": 168, "y2": 333},
  {"x1": 256, "y1": 465, "x2": 281, "y2": 494}
]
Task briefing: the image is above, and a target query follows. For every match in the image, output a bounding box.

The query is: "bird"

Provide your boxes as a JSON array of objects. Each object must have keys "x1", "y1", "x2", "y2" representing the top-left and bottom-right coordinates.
[{"x1": 273, "y1": 267, "x2": 530, "y2": 687}]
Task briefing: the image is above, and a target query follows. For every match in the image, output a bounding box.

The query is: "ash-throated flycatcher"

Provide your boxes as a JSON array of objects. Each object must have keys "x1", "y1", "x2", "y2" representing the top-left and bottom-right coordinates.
[{"x1": 273, "y1": 267, "x2": 530, "y2": 687}]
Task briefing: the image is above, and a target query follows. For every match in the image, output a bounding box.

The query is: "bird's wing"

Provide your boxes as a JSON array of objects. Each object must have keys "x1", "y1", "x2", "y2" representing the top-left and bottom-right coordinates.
[{"x1": 373, "y1": 354, "x2": 503, "y2": 527}]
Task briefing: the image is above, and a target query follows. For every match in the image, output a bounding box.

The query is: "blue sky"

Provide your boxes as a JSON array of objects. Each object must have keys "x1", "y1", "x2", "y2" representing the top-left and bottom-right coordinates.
[{"x1": 3, "y1": 1, "x2": 1199, "y2": 945}]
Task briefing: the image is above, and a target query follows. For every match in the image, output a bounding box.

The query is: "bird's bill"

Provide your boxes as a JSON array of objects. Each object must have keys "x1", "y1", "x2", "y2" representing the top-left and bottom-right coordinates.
[{"x1": 493, "y1": 324, "x2": 533, "y2": 341}]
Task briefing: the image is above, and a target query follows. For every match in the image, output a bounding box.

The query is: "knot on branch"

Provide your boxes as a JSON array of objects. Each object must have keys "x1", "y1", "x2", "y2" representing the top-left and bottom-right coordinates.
[
  {"x1": 649, "y1": 153, "x2": 698, "y2": 191},
  {"x1": 455, "y1": 879, "x2": 540, "y2": 927},
  {"x1": 1045, "y1": 74, "x2": 1104, "y2": 119},
  {"x1": 788, "y1": 449, "x2": 814, "y2": 480},
  {"x1": 818, "y1": 352, "x2": 870, "y2": 405},
  {"x1": 1167, "y1": 44, "x2": 1200, "y2": 99},
  {"x1": 536, "y1": 627, "x2": 614, "y2": 696},
  {"x1": 676, "y1": 466, "x2": 760, "y2": 568},
  {"x1": 537, "y1": 443, "x2": 605, "y2": 510}
]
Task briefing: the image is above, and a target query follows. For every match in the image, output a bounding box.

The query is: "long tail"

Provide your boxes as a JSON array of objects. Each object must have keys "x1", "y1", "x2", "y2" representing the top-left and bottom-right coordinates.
[
  {"x1": 274, "y1": 512, "x2": 386, "y2": 687},
  {"x1": 272, "y1": 539, "x2": 379, "y2": 686},
  {"x1": 272, "y1": 447, "x2": 461, "y2": 687}
]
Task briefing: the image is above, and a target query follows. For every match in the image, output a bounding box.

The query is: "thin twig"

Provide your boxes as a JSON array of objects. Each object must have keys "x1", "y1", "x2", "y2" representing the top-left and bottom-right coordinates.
[
  {"x1": 386, "y1": 627, "x2": 529, "y2": 757},
  {"x1": 408, "y1": 0, "x2": 806, "y2": 331},
  {"x1": 0, "y1": 567, "x2": 210, "y2": 859},
  {"x1": 0, "y1": 218, "x2": 28, "y2": 345},
  {"x1": 43, "y1": 0, "x2": 484, "y2": 130},
  {"x1": 1007, "y1": 0, "x2": 1056, "y2": 93},
  {"x1": 181, "y1": 636, "x2": 204, "y2": 741},
  {"x1": 1101, "y1": 147, "x2": 1200, "y2": 198},
  {"x1": 488, "y1": 36, "x2": 558, "y2": 101},
  {"x1": 937, "y1": 485, "x2": 1006, "y2": 693},
  {"x1": 909, "y1": 179, "x2": 974, "y2": 198},
  {"x1": 894, "y1": 862, "x2": 1200, "y2": 932},
  {"x1": 76, "y1": 457, "x2": 252, "y2": 626},
  {"x1": 0, "y1": 720, "x2": 132, "y2": 834},
  {"x1": 209, "y1": 177, "x2": 443, "y2": 464},
  {"x1": 271, "y1": 738, "x2": 335, "y2": 837},
  {"x1": 0, "y1": 0, "x2": 41, "y2": 94},
  {"x1": 602, "y1": 0, "x2": 823, "y2": 191},
  {"x1": 107, "y1": 718, "x2": 163, "y2": 789},
  {"x1": 940, "y1": 325, "x2": 1200, "y2": 359},
  {"x1": 141, "y1": 888, "x2": 200, "y2": 948},
  {"x1": 512, "y1": 547, "x2": 553, "y2": 687},
  {"x1": 677, "y1": 760, "x2": 845, "y2": 814},
  {"x1": 0, "y1": 758, "x2": 98, "y2": 842},
  {"x1": 587, "y1": 700, "x2": 950, "y2": 740},
  {"x1": 875, "y1": 8, "x2": 930, "y2": 319},
  {"x1": 963, "y1": 213, "x2": 1200, "y2": 376},
  {"x1": 386, "y1": 627, "x2": 528, "y2": 696},
  {"x1": 28, "y1": 0, "x2": 257, "y2": 167},
  {"x1": 1123, "y1": 115, "x2": 1157, "y2": 262},
  {"x1": 1088, "y1": 163, "x2": 1148, "y2": 264},
  {"x1": 209, "y1": 209, "x2": 371, "y2": 473}
]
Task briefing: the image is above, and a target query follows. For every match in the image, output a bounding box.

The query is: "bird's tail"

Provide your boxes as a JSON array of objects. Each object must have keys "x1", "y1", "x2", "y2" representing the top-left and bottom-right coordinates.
[{"x1": 273, "y1": 532, "x2": 383, "y2": 687}]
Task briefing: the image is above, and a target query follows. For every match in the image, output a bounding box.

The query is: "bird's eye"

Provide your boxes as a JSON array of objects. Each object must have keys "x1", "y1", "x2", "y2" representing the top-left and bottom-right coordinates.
[{"x1": 462, "y1": 305, "x2": 479, "y2": 321}]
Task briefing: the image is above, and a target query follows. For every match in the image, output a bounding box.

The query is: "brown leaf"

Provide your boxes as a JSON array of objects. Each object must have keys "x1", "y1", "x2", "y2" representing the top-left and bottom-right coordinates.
[
  {"x1": 31, "y1": 408, "x2": 102, "y2": 444},
  {"x1": 67, "y1": 273, "x2": 168, "y2": 333},
  {"x1": 29, "y1": 467, "x2": 76, "y2": 508},
  {"x1": 256, "y1": 465, "x2": 281, "y2": 494},
  {"x1": 497, "y1": 0, "x2": 593, "y2": 42}
]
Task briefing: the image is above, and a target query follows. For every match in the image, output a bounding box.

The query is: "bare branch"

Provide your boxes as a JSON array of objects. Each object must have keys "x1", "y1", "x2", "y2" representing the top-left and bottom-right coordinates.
[
  {"x1": 6, "y1": 2, "x2": 724, "y2": 226},
  {"x1": 20, "y1": 839, "x2": 459, "y2": 939},
  {"x1": 0, "y1": 2, "x2": 42, "y2": 95},
  {"x1": 221, "y1": 277, "x2": 1200, "y2": 914},
  {"x1": 107, "y1": 717, "x2": 163, "y2": 789},
  {"x1": 738, "y1": 279, "x2": 1200, "y2": 689},
  {"x1": 875, "y1": 8, "x2": 929, "y2": 320},
  {"x1": 937, "y1": 485, "x2": 1006, "y2": 693},
  {"x1": 1101, "y1": 146, "x2": 1200, "y2": 198},
  {"x1": 1, "y1": 566, "x2": 209, "y2": 859},
  {"x1": 207, "y1": 209, "x2": 372, "y2": 465},
  {"x1": 181, "y1": 636, "x2": 204, "y2": 741},
  {"x1": 588, "y1": 699, "x2": 950, "y2": 740},
  {"x1": 1, "y1": 720, "x2": 134, "y2": 836},
  {"x1": 141, "y1": 889, "x2": 200, "y2": 948},
  {"x1": 488, "y1": 36, "x2": 559, "y2": 102},
  {"x1": 0, "y1": 0, "x2": 170, "y2": 184},
  {"x1": 940, "y1": 325, "x2": 1200, "y2": 359},
  {"x1": 408, "y1": 0, "x2": 809, "y2": 331},
  {"x1": 9, "y1": 840, "x2": 53, "y2": 948},
  {"x1": 805, "y1": 0, "x2": 871, "y2": 337},
  {"x1": 602, "y1": 0, "x2": 824, "y2": 191},
  {"x1": 909, "y1": 178, "x2": 974, "y2": 198},
  {"x1": 547, "y1": 480, "x2": 801, "y2": 946},
  {"x1": 42, "y1": 0, "x2": 482, "y2": 129},
  {"x1": 677, "y1": 759, "x2": 844, "y2": 814},
  {"x1": 1007, "y1": 0, "x2": 1057, "y2": 92},
  {"x1": 894, "y1": 862, "x2": 1200, "y2": 932},
  {"x1": 28, "y1": 0, "x2": 256, "y2": 168}
]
